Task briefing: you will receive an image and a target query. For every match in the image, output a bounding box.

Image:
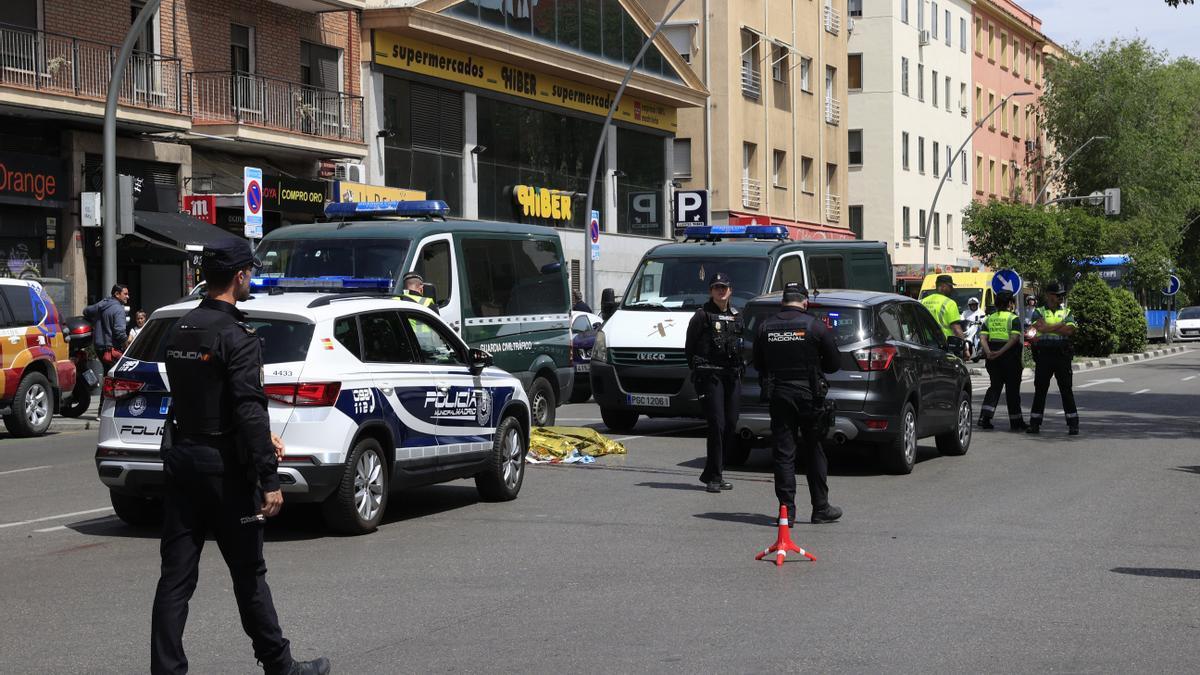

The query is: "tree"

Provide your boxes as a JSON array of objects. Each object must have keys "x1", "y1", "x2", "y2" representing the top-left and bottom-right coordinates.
[
  {"x1": 1067, "y1": 274, "x2": 1119, "y2": 357},
  {"x1": 1165, "y1": 0, "x2": 1193, "y2": 6},
  {"x1": 962, "y1": 201, "x2": 1110, "y2": 286}
]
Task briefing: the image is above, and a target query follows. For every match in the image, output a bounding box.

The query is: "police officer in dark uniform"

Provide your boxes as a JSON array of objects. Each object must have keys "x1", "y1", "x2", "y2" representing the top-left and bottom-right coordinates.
[
  {"x1": 1028, "y1": 280, "x2": 1079, "y2": 435},
  {"x1": 398, "y1": 271, "x2": 438, "y2": 314},
  {"x1": 977, "y1": 292, "x2": 1027, "y2": 431},
  {"x1": 685, "y1": 272, "x2": 743, "y2": 493},
  {"x1": 754, "y1": 282, "x2": 842, "y2": 525},
  {"x1": 151, "y1": 238, "x2": 329, "y2": 675}
]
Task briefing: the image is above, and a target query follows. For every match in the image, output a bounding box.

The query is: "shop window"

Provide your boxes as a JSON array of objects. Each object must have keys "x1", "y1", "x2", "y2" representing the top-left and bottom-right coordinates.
[
  {"x1": 506, "y1": 0, "x2": 533, "y2": 35},
  {"x1": 557, "y1": 0, "x2": 580, "y2": 49},
  {"x1": 382, "y1": 78, "x2": 463, "y2": 215},
  {"x1": 617, "y1": 127, "x2": 668, "y2": 236},
  {"x1": 603, "y1": 0, "x2": 623, "y2": 62}
]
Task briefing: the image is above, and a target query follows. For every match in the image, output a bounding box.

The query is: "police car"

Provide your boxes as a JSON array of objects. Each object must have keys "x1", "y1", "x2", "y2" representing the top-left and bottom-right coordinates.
[{"x1": 94, "y1": 279, "x2": 531, "y2": 535}]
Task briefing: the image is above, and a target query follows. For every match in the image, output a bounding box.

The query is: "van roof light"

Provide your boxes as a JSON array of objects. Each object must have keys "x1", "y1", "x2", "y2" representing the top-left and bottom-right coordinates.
[
  {"x1": 250, "y1": 276, "x2": 394, "y2": 292},
  {"x1": 678, "y1": 225, "x2": 790, "y2": 242},
  {"x1": 323, "y1": 200, "x2": 450, "y2": 219}
]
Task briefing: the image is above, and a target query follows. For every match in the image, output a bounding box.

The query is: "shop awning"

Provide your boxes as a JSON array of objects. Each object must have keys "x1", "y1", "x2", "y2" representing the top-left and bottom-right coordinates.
[{"x1": 133, "y1": 210, "x2": 240, "y2": 252}]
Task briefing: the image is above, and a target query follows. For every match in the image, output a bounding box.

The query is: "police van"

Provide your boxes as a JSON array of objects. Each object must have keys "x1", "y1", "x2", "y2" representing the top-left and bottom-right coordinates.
[
  {"x1": 252, "y1": 200, "x2": 572, "y2": 426},
  {"x1": 94, "y1": 289, "x2": 530, "y2": 535},
  {"x1": 590, "y1": 225, "x2": 893, "y2": 432}
]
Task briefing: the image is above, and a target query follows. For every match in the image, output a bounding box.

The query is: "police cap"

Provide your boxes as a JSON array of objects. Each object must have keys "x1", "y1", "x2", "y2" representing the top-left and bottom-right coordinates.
[
  {"x1": 781, "y1": 282, "x2": 809, "y2": 303},
  {"x1": 192, "y1": 238, "x2": 261, "y2": 272},
  {"x1": 935, "y1": 274, "x2": 955, "y2": 287},
  {"x1": 403, "y1": 272, "x2": 424, "y2": 285},
  {"x1": 709, "y1": 272, "x2": 732, "y2": 288},
  {"x1": 1043, "y1": 280, "x2": 1066, "y2": 295}
]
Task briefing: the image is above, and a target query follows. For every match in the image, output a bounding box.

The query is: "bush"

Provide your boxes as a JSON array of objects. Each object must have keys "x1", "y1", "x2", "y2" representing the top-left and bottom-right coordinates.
[
  {"x1": 1067, "y1": 274, "x2": 1119, "y2": 357},
  {"x1": 1112, "y1": 288, "x2": 1148, "y2": 353}
]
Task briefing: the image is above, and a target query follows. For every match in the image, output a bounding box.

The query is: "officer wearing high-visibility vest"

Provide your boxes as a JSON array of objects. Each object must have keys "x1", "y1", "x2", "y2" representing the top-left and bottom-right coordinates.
[
  {"x1": 398, "y1": 272, "x2": 438, "y2": 314},
  {"x1": 1028, "y1": 281, "x2": 1078, "y2": 435},
  {"x1": 922, "y1": 274, "x2": 966, "y2": 343},
  {"x1": 978, "y1": 292, "x2": 1027, "y2": 431}
]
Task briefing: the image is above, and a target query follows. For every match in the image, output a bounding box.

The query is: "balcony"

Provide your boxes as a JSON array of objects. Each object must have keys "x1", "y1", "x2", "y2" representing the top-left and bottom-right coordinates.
[
  {"x1": 825, "y1": 193, "x2": 841, "y2": 222},
  {"x1": 188, "y1": 71, "x2": 365, "y2": 155},
  {"x1": 741, "y1": 177, "x2": 762, "y2": 210},
  {"x1": 824, "y1": 6, "x2": 842, "y2": 35},
  {"x1": 825, "y1": 96, "x2": 841, "y2": 125},
  {"x1": 741, "y1": 65, "x2": 761, "y2": 100},
  {"x1": 0, "y1": 23, "x2": 187, "y2": 129}
]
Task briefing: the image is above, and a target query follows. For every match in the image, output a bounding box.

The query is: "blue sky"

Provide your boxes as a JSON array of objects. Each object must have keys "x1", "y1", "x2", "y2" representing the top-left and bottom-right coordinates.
[{"x1": 1020, "y1": 0, "x2": 1199, "y2": 59}]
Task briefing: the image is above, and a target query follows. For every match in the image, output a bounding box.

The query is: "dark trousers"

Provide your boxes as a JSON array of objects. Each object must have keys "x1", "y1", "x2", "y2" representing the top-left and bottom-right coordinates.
[
  {"x1": 981, "y1": 346, "x2": 1024, "y2": 425},
  {"x1": 769, "y1": 391, "x2": 829, "y2": 513},
  {"x1": 1030, "y1": 346, "x2": 1078, "y2": 428},
  {"x1": 151, "y1": 449, "x2": 292, "y2": 675},
  {"x1": 695, "y1": 369, "x2": 740, "y2": 483}
]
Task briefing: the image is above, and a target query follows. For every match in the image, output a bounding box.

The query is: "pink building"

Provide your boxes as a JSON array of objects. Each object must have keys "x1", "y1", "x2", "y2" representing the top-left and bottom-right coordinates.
[{"x1": 971, "y1": 0, "x2": 1048, "y2": 205}]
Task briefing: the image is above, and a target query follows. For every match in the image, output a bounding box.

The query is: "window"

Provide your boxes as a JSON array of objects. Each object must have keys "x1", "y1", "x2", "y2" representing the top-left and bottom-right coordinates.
[
  {"x1": 801, "y1": 156, "x2": 814, "y2": 192},
  {"x1": 301, "y1": 41, "x2": 342, "y2": 96},
  {"x1": 945, "y1": 144, "x2": 952, "y2": 179},
  {"x1": 988, "y1": 23, "x2": 994, "y2": 61},
  {"x1": 405, "y1": 313, "x2": 464, "y2": 366},
  {"x1": 743, "y1": 142, "x2": 756, "y2": 182},
  {"x1": 825, "y1": 65, "x2": 836, "y2": 102},
  {"x1": 257, "y1": 237, "x2": 410, "y2": 279},
  {"x1": 361, "y1": 312, "x2": 417, "y2": 363},
  {"x1": 901, "y1": 131, "x2": 910, "y2": 170},
  {"x1": 901, "y1": 57, "x2": 909, "y2": 96},
  {"x1": 901, "y1": 0, "x2": 909, "y2": 24},
  {"x1": 1001, "y1": 162, "x2": 1009, "y2": 196},
  {"x1": 975, "y1": 86, "x2": 982, "y2": 121},
  {"x1": 1000, "y1": 32, "x2": 1008, "y2": 69},
  {"x1": 1014, "y1": 40, "x2": 1021, "y2": 76},
  {"x1": 413, "y1": 240, "x2": 453, "y2": 307},
  {"x1": 333, "y1": 317, "x2": 362, "y2": 360},
  {"x1": 772, "y1": 43, "x2": 789, "y2": 84},
  {"x1": 917, "y1": 64, "x2": 924, "y2": 101},
  {"x1": 931, "y1": 69, "x2": 938, "y2": 107},
  {"x1": 1, "y1": 285, "x2": 38, "y2": 326},
  {"x1": 673, "y1": 138, "x2": 692, "y2": 179},
  {"x1": 975, "y1": 154, "x2": 983, "y2": 191},
  {"x1": 902, "y1": 206, "x2": 911, "y2": 241},
  {"x1": 918, "y1": 209, "x2": 927, "y2": 239},
  {"x1": 571, "y1": 314, "x2": 593, "y2": 333},
  {"x1": 848, "y1": 130, "x2": 863, "y2": 166},
  {"x1": 960, "y1": 82, "x2": 967, "y2": 113},
  {"x1": 987, "y1": 91, "x2": 995, "y2": 128},
  {"x1": 461, "y1": 237, "x2": 567, "y2": 317},
  {"x1": 770, "y1": 257, "x2": 804, "y2": 291},
  {"x1": 878, "y1": 304, "x2": 910, "y2": 343},
  {"x1": 917, "y1": 136, "x2": 925, "y2": 173},
  {"x1": 989, "y1": 158, "x2": 996, "y2": 194},
  {"x1": 663, "y1": 24, "x2": 693, "y2": 64},
  {"x1": 932, "y1": 141, "x2": 940, "y2": 177},
  {"x1": 975, "y1": 17, "x2": 982, "y2": 54},
  {"x1": 944, "y1": 9, "x2": 951, "y2": 45},
  {"x1": 741, "y1": 29, "x2": 761, "y2": 99},
  {"x1": 961, "y1": 152, "x2": 966, "y2": 184},
  {"x1": 931, "y1": 1, "x2": 938, "y2": 38},
  {"x1": 800, "y1": 56, "x2": 812, "y2": 92},
  {"x1": 1012, "y1": 161, "x2": 1020, "y2": 195},
  {"x1": 1026, "y1": 48, "x2": 1032, "y2": 81},
  {"x1": 960, "y1": 17, "x2": 966, "y2": 52},
  {"x1": 773, "y1": 149, "x2": 787, "y2": 186},
  {"x1": 933, "y1": 212, "x2": 941, "y2": 247},
  {"x1": 1011, "y1": 103, "x2": 1019, "y2": 137},
  {"x1": 849, "y1": 206, "x2": 863, "y2": 238},
  {"x1": 947, "y1": 214, "x2": 954, "y2": 248},
  {"x1": 1023, "y1": 108, "x2": 1030, "y2": 140},
  {"x1": 848, "y1": 53, "x2": 862, "y2": 90},
  {"x1": 918, "y1": 0, "x2": 925, "y2": 31},
  {"x1": 908, "y1": 302, "x2": 946, "y2": 348},
  {"x1": 849, "y1": 0, "x2": 863, "y2": 17},
  {"x1": 944, "y1": 76, "x2": 951, "y2": 111},
  {"x1": 1001, "y1": 102, "x2": 1008, "y2": 134},
  {"x1": 808, "y1": 255, "x2": 847, "y2": 288},
  {"x1": 231, "y1": 24, "x2": 253, "y2": 73}
]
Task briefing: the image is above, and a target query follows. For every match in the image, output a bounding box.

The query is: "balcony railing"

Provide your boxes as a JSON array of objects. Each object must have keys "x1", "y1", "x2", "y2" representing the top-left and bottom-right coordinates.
[
  {"x1": 825, "y1": 96, "x2": 841, "y2": 125},
  {"x1": 188, "y1": 71, "x2": 364, "y2": 143},
  {"x1": 825, "y1": 193, "x2": 842, "y2": 222},
  {"x1": 0, "y1": 22, "x2": 183, "y2": 113},
  {"x1": 741, "y1": 177, "x2": 762, "y2": 210},
  {"x1": 741, "y1": 65, "x2": 761, "y2": 100},
  {"x1": 824, "y1": 6, "x2": 841, "y2": 35}
]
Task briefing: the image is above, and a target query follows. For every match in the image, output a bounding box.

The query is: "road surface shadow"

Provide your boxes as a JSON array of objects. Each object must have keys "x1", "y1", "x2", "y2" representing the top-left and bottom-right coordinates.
[
  {"x1": 693, "y1": 443, "x2": 943, "y2": 477},
  {"x1": 693, "y1": 511, "x2": 778, "y2": 527},
  {"x1": 636, "y1": 481, "x2": 708, "y2": 492},
  {"x1": 1111, "y1": 567, "x2": 1200, "y2": 580},
  {"x1": 1172, "y1": 466, "x2": 1200, "y2": 475}
]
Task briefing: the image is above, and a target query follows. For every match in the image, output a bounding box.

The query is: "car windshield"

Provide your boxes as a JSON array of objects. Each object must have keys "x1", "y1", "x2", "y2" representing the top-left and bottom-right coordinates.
[
  {"x1": 920, "y1": 288, "x2": 983, "y2": 313},
  {"x1": 124, "y1": 316, "x2": 315, "y2": 365},
  {"x1": 622, "y1": 257, "x2": 769, "y2": 311},
  {"x1": 1179, "y1": 307, "x2": 1200, "y2": 320},
  {"x1": 255, "y1": 237, "x2": 410, "y2": 280},
  {"x1": 742, "y1": 305, "x2": 872, "y2": 347}
]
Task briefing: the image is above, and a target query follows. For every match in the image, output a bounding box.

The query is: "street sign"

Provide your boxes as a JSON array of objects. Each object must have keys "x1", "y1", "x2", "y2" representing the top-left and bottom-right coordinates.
[
  {"x1": 991, "y1": 269, "x2": 1022, "y2": 295},
  {"x1": 589, "y1": 210, "x2": 600, "y2": 261},
  {"x1": 674, "y1": 189, "x2": 708, "y2": 226},
  {"x1": 243, "y1": 166, "x2": 264, "y2": 239},
  {"x1": 1163, "y1": 274, "x2": 1181, "y2": 296},
  {"x1": 628, "y1": 191, "x2": 659, "y2": 231}
]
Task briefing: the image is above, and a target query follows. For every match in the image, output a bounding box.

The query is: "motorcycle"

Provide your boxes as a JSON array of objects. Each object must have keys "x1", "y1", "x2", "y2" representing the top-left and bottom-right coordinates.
[
  {"x1": 60, "y1": 316, "x2": 98, "y2": 418},
  {"x1": 963, "y1": 315, "x2": 986, "y2": 362}
]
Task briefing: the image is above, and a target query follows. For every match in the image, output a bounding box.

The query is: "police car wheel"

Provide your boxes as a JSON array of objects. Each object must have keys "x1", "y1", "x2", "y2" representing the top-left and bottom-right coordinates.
[
  {"x1": 600, "y1": 407, "x2": 638, "y2": 434},
  {"x1": 529, "y1": 378, "x2": 557, "y2": 427},
  {"x1": 475, "y1": 416, "x2": 526, "y2": 501},
  {"x1": 3, "y1": 372, "x2": 53, "y2": 437},
  {"x1": 882, "y1": 401, "x2": 918, "y2": 475},
  {"x1": 110, "y1": 490, "x2": 162, "y2": 526},
  {"x1": 322, "y1": 438, "x2": 388, "y2": 535},
  {"x1": 936, "y1": 393, "x2": 972, "y2": 456}
]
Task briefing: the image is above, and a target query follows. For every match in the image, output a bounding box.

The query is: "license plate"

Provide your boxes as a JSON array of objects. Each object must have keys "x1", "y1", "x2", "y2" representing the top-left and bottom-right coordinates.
[
  {"x1": 575, "y1": 363, "x2": 590, "y2": 373},
  {"x1": 627, "y1": 394, "x2": 670, "y2": 408}
]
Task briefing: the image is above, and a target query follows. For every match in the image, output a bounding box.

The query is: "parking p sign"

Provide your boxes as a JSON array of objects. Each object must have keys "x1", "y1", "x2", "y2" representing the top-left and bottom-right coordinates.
[
  {"x1": 675, "y1": 189, "x2": 708, "y2": 226},
  {"x1": 243, "y1": 166, "x2": 264, "y2": 239}
]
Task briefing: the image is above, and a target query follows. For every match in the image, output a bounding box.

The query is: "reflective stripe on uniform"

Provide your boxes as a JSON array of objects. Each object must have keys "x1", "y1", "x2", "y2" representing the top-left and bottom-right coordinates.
[{"x1": 921, "y1": 293, "x2": 959, "y2": 337}]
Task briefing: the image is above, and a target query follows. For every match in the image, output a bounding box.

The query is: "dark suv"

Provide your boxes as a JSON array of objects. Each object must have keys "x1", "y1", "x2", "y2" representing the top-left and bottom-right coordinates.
[{"x1": 733, "y1": 290, "x2": 973, "y2": 474}]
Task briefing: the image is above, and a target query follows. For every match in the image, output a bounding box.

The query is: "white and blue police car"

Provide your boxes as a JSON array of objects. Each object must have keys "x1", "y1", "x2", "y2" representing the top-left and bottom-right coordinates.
[{"x1": 95, "y1": 279, "x2": 530, "y2": 535}]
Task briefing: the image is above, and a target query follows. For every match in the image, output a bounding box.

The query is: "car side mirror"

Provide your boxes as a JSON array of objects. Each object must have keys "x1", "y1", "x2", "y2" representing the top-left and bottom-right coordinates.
[
  {"x1": 600, "y1": 287, "x2": 617, "y2": 319},
  {"x1": 468, "y1": 347, "x2": 493, "y2": 375},
  {"x1": 945, "y1": 335, "x2": 964, "y2": 354},
  {"x1": 540, "y1": 261, "x2": 562, "y2": 275}
]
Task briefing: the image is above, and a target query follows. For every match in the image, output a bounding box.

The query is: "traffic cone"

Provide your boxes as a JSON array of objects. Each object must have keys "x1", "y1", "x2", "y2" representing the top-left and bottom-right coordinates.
[{"x1": 755, "y1": 504, "x2": 817, "y2": 567}]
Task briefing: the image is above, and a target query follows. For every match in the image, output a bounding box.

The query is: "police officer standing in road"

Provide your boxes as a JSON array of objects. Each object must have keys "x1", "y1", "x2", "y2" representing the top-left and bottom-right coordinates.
[
  {"x1": 922, "y1": 275, "x2": 966, "y2": 351},
  {"x1": 754, "y1": 282, "x2": 843, "y2": 525},
  {"x1": 151, "y1": 239, "x2": 329, "y2": 675},
  {"x1": 977, "y1": 292, "x2": 1027, "y2": 431},
  {"x1": 685, "y1": 272, "x2": 743, "y2": 493},
  {"x1": 1028, "y1": 281, "x2": 1079, "y2": 435},
  {"x1": 398, "y1": 271, "x2": 438, "y2": 314}
]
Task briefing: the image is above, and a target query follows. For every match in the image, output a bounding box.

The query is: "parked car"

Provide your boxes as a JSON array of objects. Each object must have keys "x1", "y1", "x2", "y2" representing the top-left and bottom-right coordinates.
[
  {"x1": 734, "y1": 290, "x2": 973, "y2": 475},
  {"x1": 0, "y1": 278, "x2": 77, "y2": 437},
  {"x1": 568, "y1": 311, "x2": 603, "y2": 403},
  {"x1": 1175, "y1": 306, "x2": 1200, "y2": 341}
]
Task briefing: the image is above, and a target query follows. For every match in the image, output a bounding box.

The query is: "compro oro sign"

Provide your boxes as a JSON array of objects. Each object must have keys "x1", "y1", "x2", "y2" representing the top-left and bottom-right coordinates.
[{"x1": 373, "y1": 32, "x2": 677, "y2": 133}]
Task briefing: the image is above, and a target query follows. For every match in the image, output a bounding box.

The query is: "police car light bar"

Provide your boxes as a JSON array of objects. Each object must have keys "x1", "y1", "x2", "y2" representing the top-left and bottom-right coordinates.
[
  {"x1": 250, "y1": 276, "x2": 394, "y2": 291},
  {"x1": 323, "y1": 200, "x2": 450, "y2": 218},
  {"x1": 680, "y1": 225, "x2": 790, "y2": 241}
]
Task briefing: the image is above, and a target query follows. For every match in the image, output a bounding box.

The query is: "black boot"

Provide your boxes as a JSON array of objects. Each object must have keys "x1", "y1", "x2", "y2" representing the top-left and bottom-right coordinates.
[
  {"x1": 1068, "y1": 426, "x2": 1079, "y2": 436},
  {"x1": 1010, "y1": 419, "x2": 1028, "y2": 431},
  {"x1": 811, "y1": 505, "x2": 843, "y2": 524},
  {"x1": 285, "y1": 658, "x2": 331, "y2": 675},
  {"x1": 1026, "y1": 424, "x2": 1040, "y2": 434},
  {"x1": 978, "y1": 417, "x2": 994, "y2": 430}
]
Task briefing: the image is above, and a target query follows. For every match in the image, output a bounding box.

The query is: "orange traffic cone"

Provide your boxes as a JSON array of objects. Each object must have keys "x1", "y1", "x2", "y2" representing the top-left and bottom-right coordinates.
[{"x1": 755, "y1": 505, "x2": 817, "y2": 567}]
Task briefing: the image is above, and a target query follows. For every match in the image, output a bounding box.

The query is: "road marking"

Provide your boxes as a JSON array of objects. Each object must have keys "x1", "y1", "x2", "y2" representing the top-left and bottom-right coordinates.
[
  {"x1": 1184, "y1": 375, "x2": 1197, "y2": 381},
  {"x1": 1078, "y1": 378, "x2": 1124, "y2": 389},
  {"x1": 1133, "y1": 389, "x2": 1150, "y2": 395},
  {"x1": 612, "y1": 424, "x2": 706, "y2": 443},
  {"x1": 33, "y1": 525, "x2": 68, "y2": 533},
  {"x1": 0, "y1": 507, "x2": 113, "y2": 530},
  {"x1": 0, "y1": 465, "x2": 51, "y2": 477}
]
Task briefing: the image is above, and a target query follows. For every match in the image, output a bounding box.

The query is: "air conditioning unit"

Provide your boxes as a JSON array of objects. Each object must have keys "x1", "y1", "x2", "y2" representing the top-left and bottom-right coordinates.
[
  {"x1": 918, "y1": 30, "x2": 931, "y2": 46},
  {"x1": 847, "y1": 18, "x2": 856, "y2": 32},
  {"x1": 960, "y1": 104, "x2": 969, "y2": 116},
  {"x1": 333, "y1": 161, "x2": 365, "y2": 183},
  {"x1": 1024, "y1": 140, "x2": 1036, "y2": 153}
]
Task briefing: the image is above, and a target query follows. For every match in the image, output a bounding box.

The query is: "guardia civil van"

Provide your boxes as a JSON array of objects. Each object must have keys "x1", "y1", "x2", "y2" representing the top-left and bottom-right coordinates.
[
  {"x1": 252, "y1": 200, "x2": 572, "y2": 426},
  {"x1": 590, "y1": 225, "x2": 893, "y2": 432}
]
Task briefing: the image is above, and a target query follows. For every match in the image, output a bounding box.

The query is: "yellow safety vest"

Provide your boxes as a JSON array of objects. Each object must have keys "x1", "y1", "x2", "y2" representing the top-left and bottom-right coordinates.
[
  {"x1": 921, "y1": 293, "x2": 959, "y2": 337},
  {"x1": 981, "y1": 311, "x2": 1021, "y2": 344},
  {"x1": 1034, "y1": 307, "x2": 1074, "y2": 343}
]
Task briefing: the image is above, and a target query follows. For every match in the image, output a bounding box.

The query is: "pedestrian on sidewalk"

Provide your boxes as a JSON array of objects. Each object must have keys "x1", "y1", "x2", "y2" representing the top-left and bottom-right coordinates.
[
  {"x1": 1027, "y1": 281, "x2": 1079, "y2": 435},
  {"x1": 978, "y1": 292, "x2": 1026, "y2": 431},
  {"x1": 84, "y1": 283, "x2": 129, "y2": 374}
]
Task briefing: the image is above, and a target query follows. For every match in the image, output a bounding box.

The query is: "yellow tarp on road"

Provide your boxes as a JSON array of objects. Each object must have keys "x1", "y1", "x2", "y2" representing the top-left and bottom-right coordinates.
[{"x1": 528, "y1": 427, "x2": 627, "y2": 463}]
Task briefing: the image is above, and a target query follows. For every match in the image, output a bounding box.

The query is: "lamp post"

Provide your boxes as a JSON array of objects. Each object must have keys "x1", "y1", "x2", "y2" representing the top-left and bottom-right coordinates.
[
  {"x1": 1034, "y1": 135, "x2": 1109, "y2": 206},
  {"x1": 922, "y1": 90, "x2": 1033, "y2": 277},
  {"x1": 581, "y1": 0, "x2": 687, "y2": 306}
]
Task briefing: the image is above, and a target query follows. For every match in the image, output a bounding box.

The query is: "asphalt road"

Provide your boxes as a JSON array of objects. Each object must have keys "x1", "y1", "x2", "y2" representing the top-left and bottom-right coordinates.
[{"x1": 2, "y1": 347, "x2": 1198, "y2": 673}]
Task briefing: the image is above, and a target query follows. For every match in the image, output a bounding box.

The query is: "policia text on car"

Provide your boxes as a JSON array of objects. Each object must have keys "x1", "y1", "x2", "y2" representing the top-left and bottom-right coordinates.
[
  {"x1": 150, "y1": 238, "x2": 330, "y2": 675},
  {"x1": 685, "y1": 272, "x2": 743, "y2": 493},
  {"x1": 753, "y1": 283, "x2": 843, "y2": 525}
]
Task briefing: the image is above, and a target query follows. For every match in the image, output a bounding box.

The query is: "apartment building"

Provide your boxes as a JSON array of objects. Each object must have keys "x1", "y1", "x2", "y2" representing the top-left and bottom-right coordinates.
[
  {"x1": 661, "y1": 0, "x2": 852, "y2": 239},
  {"x1": 0, "y1": 0, "x2": 365, "y2": 312},
  {"x1": 847, "y1": 0, "x2": 976, "y2": 282}
]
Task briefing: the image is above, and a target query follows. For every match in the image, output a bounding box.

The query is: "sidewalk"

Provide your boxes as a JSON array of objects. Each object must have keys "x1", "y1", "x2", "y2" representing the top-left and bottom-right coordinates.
[
  {"x1": 968, "y1": 343, "x2": 1193, "y2": 380},
  {"x1": 51, "y1": 398, "x2": 101, "y2": 434}
]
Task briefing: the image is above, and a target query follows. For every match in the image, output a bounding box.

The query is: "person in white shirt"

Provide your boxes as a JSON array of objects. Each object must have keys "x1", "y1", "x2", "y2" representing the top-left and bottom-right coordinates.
[{"x1": 961, "y1": 297, "x2": 985, "y2": 325}]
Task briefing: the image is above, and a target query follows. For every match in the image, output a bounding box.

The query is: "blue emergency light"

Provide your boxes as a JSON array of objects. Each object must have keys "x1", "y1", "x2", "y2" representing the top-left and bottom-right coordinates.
[
  {"x1": 680, "y1": 225, "x2": 790, "y2": 241},
  {"x1": 323, "y1": 200, "x2": 450, "y2": 218},
  {"x1": 250, "y1": 276, "x2": 394, "y2": 291}
]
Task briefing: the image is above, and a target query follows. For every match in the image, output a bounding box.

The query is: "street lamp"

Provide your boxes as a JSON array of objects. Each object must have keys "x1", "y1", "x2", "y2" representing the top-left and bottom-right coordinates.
[
  {"x1": 1034, "y1": 135, "x2": 1109, "y2": 206},
  {"x1": 922, "y1": 90, "x2": 1034, "y2": 277}
]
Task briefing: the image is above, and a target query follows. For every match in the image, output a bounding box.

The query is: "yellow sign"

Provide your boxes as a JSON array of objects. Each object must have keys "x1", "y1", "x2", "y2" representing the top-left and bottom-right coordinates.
[
  {"x1": 514, "y1": 185, "x2": 573, "y2": 222},
  {"x1": 373, "y1": 32, "x2": 677, "y2": 133},
  {"x1": 335, "y1": 180, "x2": 427, "y2": 203}
]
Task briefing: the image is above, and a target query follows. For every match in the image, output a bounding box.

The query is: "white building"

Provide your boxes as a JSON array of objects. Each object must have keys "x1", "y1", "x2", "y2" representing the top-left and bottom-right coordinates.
[{"x1": 847, "y1": 0, "x2": 976, "y2": 285}]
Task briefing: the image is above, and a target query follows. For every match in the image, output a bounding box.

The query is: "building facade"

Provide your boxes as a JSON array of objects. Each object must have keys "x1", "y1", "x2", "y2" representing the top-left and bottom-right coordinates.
[
  {"x1": 847, "y1": 0, "x2": 976, "y2": 284},
  {"x1": 662, "y1": 0, "x2": 852, "y2": 240}
]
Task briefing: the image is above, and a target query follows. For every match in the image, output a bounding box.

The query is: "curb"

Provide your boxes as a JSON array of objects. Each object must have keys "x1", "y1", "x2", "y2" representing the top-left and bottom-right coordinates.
[
  {"x1": 968, "y1": 344, "x2": 1193, "y2": 379},
  {"x1": 49, "y1": 400, "x2": 102, "y2": 434}
]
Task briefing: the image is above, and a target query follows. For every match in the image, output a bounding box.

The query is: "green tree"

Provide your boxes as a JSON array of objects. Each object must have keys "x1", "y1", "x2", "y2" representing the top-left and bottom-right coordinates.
[
  {"x1": 1111, "y1": 288, "x2": 1148, "y2": 353},
  {"x1": 1165, "y1": 0, "x2": 1193, "y2": 6},
  {"x1": 962, "y1": 201, "x2": 1109, "y2": 286},
  {"x1": 1067, "y1": 274, "x2": 1119, "y2": 357}
]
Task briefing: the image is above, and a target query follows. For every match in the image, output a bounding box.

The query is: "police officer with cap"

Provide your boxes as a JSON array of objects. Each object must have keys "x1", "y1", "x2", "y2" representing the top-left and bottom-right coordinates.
[
  {"x1": 151, "y1": 238, "x2": 329, "y2": 675},
  {"x1": 399, "y1": 271, "x2": 438, "y2": 314},
  {"x1": 978, "y1": 292, "x2": 1027, "y2": 431},
  {"x1": 1028, "y1": 280, "x2": 1078, "y2": 435},
  {"x1": 753, "y1": 282, "x2": 842, "y2": 525},
  {"x1": 685, "y1": 271, "x2": 744, "y2": 493}
]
